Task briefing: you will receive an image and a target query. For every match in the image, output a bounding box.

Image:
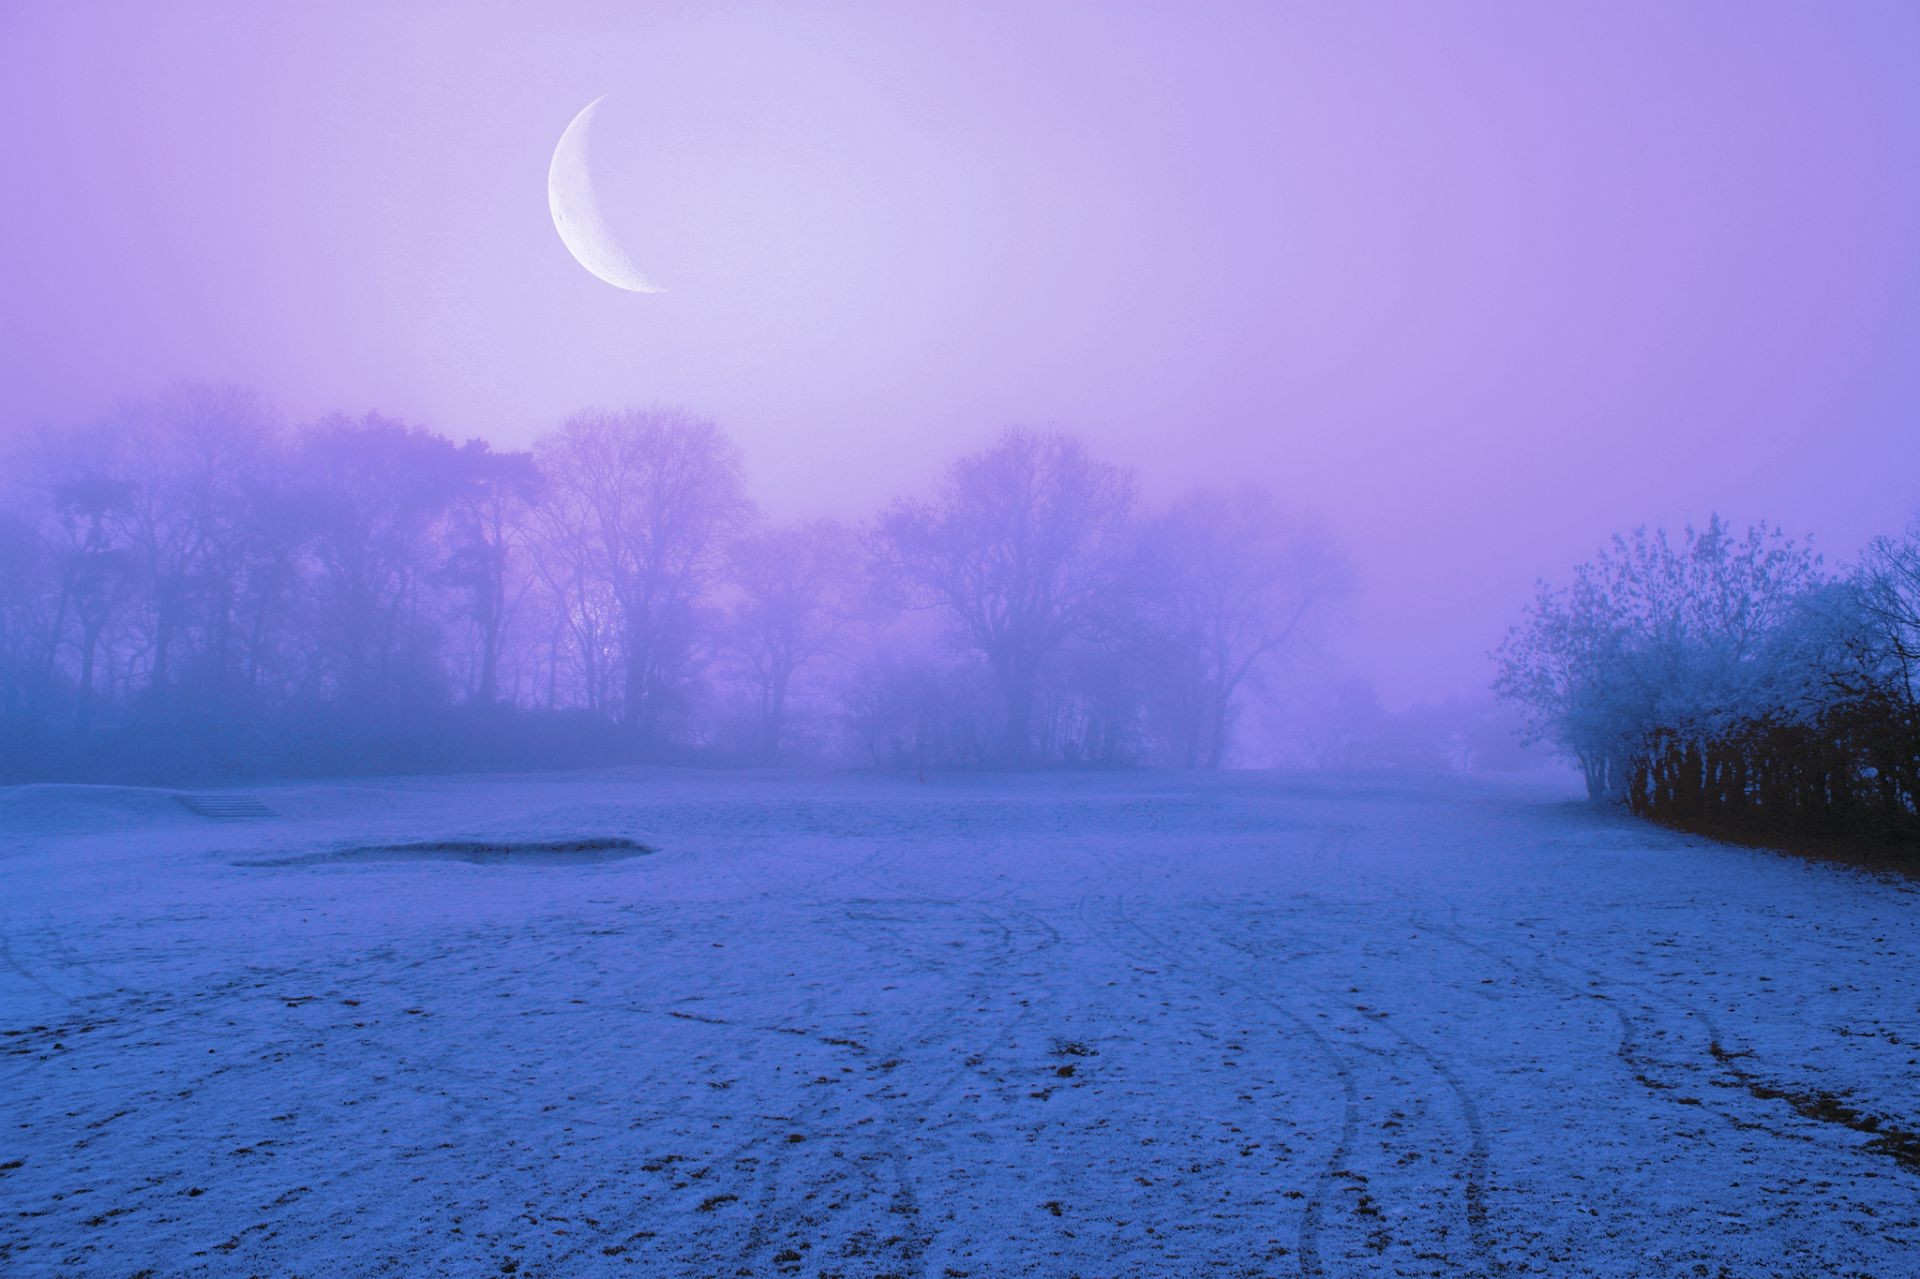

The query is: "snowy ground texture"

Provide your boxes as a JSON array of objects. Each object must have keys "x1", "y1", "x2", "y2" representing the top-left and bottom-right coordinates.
[{"x1": 2, "y1": 769, "x2": 1917, "y2": 1278}]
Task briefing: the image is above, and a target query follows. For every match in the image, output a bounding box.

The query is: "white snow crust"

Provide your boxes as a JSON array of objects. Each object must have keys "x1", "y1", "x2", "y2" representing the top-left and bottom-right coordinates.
[{"x1": 1, "y1": 769, "x2": 1915, "y2": 1276}]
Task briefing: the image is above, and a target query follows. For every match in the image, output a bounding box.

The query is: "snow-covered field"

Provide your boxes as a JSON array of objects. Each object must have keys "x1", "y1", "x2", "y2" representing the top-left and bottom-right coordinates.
[{"x1": 1, "y1": 769, "x2": 1916, "y2": 1278}]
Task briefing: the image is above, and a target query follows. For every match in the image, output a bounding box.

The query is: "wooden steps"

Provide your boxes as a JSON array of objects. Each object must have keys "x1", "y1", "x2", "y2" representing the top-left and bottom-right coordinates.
[{"x1": 175, "y1": 793, "x2": 277, "y2": 821}]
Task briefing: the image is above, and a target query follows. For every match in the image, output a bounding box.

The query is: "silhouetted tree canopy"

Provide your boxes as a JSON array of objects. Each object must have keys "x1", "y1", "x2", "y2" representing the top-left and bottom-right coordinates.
[{"x1": 0, "y1": 385, "x2": 1351, "y2": 781}]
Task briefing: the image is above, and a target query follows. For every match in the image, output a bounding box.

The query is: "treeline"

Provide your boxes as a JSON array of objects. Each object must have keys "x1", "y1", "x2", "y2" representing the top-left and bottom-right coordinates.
[
  {"x1": 0, "y1": 383, "x2": 1351, "y2": 782},
  {"x1": 1496, "y1": 517, "x2": 1920, "y2": 848}
]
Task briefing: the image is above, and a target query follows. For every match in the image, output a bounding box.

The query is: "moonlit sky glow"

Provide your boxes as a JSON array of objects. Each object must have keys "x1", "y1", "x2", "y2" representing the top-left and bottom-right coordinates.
[{"x1": 3, "y1": 1, "x2": 1918, "y2": 704}]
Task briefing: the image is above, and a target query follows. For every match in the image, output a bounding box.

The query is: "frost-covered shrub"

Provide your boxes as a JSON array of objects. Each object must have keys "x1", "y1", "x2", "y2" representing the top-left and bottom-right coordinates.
[{"x1": 1496, "y1": 517, "x2": 1920, "y2": 844}]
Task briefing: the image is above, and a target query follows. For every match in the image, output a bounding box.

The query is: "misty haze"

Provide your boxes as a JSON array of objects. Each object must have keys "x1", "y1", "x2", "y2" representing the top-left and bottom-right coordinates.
[{"x1": 2, "y1": 4, "x2": 1918, "y2": 1277}]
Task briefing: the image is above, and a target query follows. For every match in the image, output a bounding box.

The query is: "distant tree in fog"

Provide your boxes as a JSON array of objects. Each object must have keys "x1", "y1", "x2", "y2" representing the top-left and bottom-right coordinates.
[
  {"x1": 1288, "y1": 680, "x2": 1539, "y2": 772},
  {"x1": 2, "y1": 384, "x2": 288, "y2": 732},
  {"x1": 296, "y1": 414, "x2": 469, "y2": 706},
  {"x1": 522, "y1": 481, "x2": 621, "y2": 716},
  {"x1": 877, "y1": 429, "x2": 1135, "y2": 764},
  {"x1": 1147, "y1": 487, "x2": 1354, "y2": 768},
  {"x1": 104, "y1": 384, "x2": 283, "y2": 697},
  {"x1": 440, "y1": 442, "x2": 539, "y2": 706},
  {"x1": 842, "y1": 640, "x2": 1001, "y2": 769},
  {"x1": 0, "y1": 511, "x2": 48, "y2": 734},
  {"x1": 723, "y1": 518, "x2": 862, "y2": 761},
  {"x1": 47, "y1": 475, "x2": 137, "y2": 731},
  {"x1": 0, "y1": 382, "x2": 1378, "y2": 781},
  {"x1": 533, "y1": 408, "x2": 750, "y2": 748}
]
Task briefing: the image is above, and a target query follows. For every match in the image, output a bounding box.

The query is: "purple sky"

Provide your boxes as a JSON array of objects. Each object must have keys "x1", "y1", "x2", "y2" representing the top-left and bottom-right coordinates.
[{"x1": 4, "y1": 1, "x2": 1918, "y2": 706}]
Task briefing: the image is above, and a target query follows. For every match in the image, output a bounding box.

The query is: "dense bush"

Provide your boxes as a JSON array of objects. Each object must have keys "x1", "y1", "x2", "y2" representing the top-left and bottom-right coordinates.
[{"x1": 1496, "y1": 517, "x2": 1920, "y2": 847}]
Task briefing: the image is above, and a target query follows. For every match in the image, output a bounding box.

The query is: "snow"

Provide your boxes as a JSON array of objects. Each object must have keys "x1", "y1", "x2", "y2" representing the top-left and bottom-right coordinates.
[{"x1": 1, "y1": 768, "x2": 1916, "y2": 1277}]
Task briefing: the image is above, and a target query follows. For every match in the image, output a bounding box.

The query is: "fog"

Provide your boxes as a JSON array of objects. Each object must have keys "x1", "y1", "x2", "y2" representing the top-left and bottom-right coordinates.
[
  {"x1": 3, "y1": 1, "x2": 1919, "y2": 778},
  {"x1": 11, "y1": 11, "x2": 1920, "y2": 1273}
]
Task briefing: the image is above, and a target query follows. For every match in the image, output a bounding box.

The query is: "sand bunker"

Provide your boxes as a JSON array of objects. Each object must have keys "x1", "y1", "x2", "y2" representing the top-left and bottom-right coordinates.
[{"x1": 237, "y1": 837, "x2": 654, "y2": 867}]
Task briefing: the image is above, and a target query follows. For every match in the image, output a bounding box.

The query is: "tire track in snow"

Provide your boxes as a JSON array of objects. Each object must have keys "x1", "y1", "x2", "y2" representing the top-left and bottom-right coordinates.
[
  {"x1": 594, "y1": 828, "x2": 1045, "y2": 1277},
  {"x1": 1410, "y1": 900, "x2": 1806, "y2": 1149},
  {"x1": 754, "y1": 848, "x2": 1078, "y2": 1279},
  {"x1": 695, "y1": 840, "x2": 931, "y2": 1274},
  {"x1": 1420, "y1": 893, "x2": 1920, "y2": 1174},
  {"x1": 1082, "y1": 822, "x2": 1503, "y2": 1279},
  {"x1": 1088, "y1": 878, "x2": 1360, "y2": 1279},
  {"x1": 452, "y1": 880, "x2": 867, "y2": 1273},
  {"x1": 1225, "y1": 919, "x2": 1506, "y2": 1278}
]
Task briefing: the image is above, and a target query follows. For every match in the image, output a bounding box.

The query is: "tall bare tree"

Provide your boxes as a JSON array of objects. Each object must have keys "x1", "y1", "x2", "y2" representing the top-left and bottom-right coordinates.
[
  {"x1": 296, "y1": 413, "x2": 466, "y2": 705},
  {"x1": 724, "y1": 517, "x2": 862, "y2": 761},
  {"x1": 1150, "y1": 487, "x2": 1354, "y2": 768},
  {"x1": 534, "y1": 408, "x2": 749, "y2": 748},
  {"x1": 108, "y1": 383, "x2": 282, "y2": 695},
  {"x1": 440, "y1": 441, "x2": 539, "y2": 707},
  {"x1": 878, "y1": 429, "x2": 1134, "y2": 763}
]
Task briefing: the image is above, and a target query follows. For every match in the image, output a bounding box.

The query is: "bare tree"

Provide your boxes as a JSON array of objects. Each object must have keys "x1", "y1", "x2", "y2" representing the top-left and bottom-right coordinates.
[
  {"x1": 1857, "y1": 525, "x2": 1920, "y2": 699},
  {"x1": 0, "y1": 511, "x2": 52, "y2": 745},
  {"x1": 440, "y1": 441, "x2": 539, "y2": 706},
  {"x1": 723, "y1": 517, "x2": 862, "y2": 761},
  {"x1": 877, "y1": 429, "x2": 1135, "y2": 764},
  {"x1": 522, "y1": 484, "x2": 620, "y2": 716},
  {"x1": 534, "y1": 408, "x2": 750, "y2": 748},
  {"x1": 107, "y1": 383, "x2": 283, "y2": 695},
  {"x1": 296, "y1": 413, "x2": 466, "y2": 705},
  {"x1": 1150, "y1": 487, "x2": 1354, "y2": 768}
]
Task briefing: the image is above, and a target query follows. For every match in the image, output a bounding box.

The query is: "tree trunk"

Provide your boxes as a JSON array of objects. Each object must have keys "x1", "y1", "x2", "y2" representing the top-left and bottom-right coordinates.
[
  {"x1": 622, "y1": 620, "x2": 648, "y2": 736},
  {"x1": 996, "y1": 654, "x2": 1035, "y2": 766},
  {"x1": 761, "y1": 664, "x2": 791, "y2": 764},
  {"x1": 477, "y1": 621, "x2": 500, "y2": 706},
  {"x1": 150, "y1": 593, "x2": 177, "y2": 693},
  {"x1": 1201, "y1": 685, "x2": 1231, "y2": 770},
  {"x1": 77, "y1": 619, "x2": 102, "y2": 733}
]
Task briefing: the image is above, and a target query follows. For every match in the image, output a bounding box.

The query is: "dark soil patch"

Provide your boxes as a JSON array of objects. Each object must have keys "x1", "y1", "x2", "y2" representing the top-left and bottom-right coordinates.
[
  {"x1": 1709, "y1": 1041, "x2": 1920, "y2": 1171},
  {"x1": 1742, "y1": 1078, "x2": 1920, "y2": 1170}
]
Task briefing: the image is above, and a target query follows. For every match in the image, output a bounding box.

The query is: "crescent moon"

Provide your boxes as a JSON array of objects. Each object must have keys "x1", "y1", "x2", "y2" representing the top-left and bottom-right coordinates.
[{"x1": 548, "y1": 96, "x2": 663, "y2": 293}]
